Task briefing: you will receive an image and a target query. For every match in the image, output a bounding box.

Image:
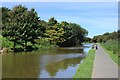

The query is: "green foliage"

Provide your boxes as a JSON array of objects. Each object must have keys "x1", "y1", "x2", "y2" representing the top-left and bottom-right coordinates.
[
  {"x1": 84, "y1": 37, "x2": 92, "y2": 43},
  {"x1": 57, "y1": 22, "x2": 88, "y2": 47},
  {"x1": 1, "y1": 5, "x2": 88, "y2": 52},
  {"x1": 93, "y1": 30, "x2": 119, "y2": 66},
  {"x1": 101, "y1": 40, "x2": 118, "y2": 54},
  {"x1": 48, "y1": 17, "x2": 58, "y2": 26},
  {"x1": 101, "y1": 40, "x2": 119, "y2": 66},
  {"x1": 44, "y1": 24, "x2": 65, "y2": 44},
  {"x1": 0, "y1": 35, "x2": 13, "y2": 48},
  {"x1": 41, "y1": 19, "x2": 88, "y2": 47},
  {"x1": 35, "y1": 38, "x2": 56, "y2": 49},
  {"x1": 73, "y1": 49, "x2": 95, "y2": 78},
  {"x1": 2, "y1": 5, "x2": 44, "y2": 51},
  {"x1": 92, "y1": 31, "x2": 118, "y2": 43}
]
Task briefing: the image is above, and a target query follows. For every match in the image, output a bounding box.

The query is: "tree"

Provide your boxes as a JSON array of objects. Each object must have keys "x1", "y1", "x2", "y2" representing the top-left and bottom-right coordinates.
[
  {"x1": 57, "y1": 22, "x2": 88, "y2": 47},
  {"x1": 92, "y1": 31, "x2": 118, "y2": 43},
  {"x1": 84, "y1": 37, "x2": 91, "y2": 43},
  {"x1": 1, "y1": 7, "x2": 10, "y2": 22},
  {"x1": 2, "y1": 5, "x2": 89, "y2": 51},
  {"x1": 92, "y1": 36, "x2": 99, "y2": 43},
  {"x1": 48, "y1": 17, "x2": 58, "y2": 26},
  {"x1": 44, "y1": 24, "x2": 65, "y2": 44},
  {"x1": 2, "y1": 5, "x2": 44, "y2": 51},
  {"x1": 1, "y1": 7, "x2": 10, "y2": 35}
]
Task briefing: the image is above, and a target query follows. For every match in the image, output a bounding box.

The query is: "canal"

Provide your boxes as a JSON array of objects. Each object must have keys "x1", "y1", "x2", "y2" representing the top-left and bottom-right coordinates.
[{"x1": 2, "y1": 44, "x2": 91, "y2": 78}]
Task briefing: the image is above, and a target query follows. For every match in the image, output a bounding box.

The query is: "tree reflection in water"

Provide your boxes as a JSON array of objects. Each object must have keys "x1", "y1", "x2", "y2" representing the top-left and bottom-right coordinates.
[
  {"x1": 2, "y1": 44, "x2": 92, "y2": 78},
  {"x1": 45, "y1": 57, "x2": 82, "y2": 77}
]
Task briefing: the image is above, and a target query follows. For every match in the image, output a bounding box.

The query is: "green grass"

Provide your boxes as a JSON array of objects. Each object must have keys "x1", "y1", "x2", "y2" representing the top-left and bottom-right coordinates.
[
  {"x1": 73, "y1": 49, "x2": 95, "y2": 78},
  {"x1": 100, "y1": 43, "x2": 119, "y2": 66}
]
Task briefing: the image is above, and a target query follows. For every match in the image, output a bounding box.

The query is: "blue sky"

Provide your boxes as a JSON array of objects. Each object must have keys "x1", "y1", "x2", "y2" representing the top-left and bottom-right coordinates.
[{"x1": 2, "y1": 2, "x2": 118, "y2": 38}]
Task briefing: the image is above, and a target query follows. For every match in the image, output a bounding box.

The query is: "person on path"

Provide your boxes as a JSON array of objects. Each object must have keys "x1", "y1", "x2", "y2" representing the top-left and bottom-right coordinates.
[
  {"x1": 92, "y1": 44, "x2": 94, "y2": 49},
  {"x1": 92, "y1": 43, "x2": 98, "y2": 50},
  {"x1": 95, "y1": 43, "x2": 98, "y2": 50}
]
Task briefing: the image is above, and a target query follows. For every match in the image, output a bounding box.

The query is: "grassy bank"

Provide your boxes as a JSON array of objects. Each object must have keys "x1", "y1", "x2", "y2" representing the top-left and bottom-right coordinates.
[
  {"x1": 100, "y1": 42, "x2": 119, "y2": 66},
  {"x1": 73, "y1": 49, "x2": 95, "y2": 78}
]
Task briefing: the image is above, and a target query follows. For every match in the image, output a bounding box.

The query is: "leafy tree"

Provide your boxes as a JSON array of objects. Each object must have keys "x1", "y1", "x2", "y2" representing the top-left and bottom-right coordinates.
[
  {"x1": 92, "y1": 31, "x2": 118, "y2": 43},
  {"x1": 84, "y1": 37, "x2": 91, "y2": 43},
  {"x1": 2, "y1": 5, "x2": 44, "y2": 51},
  {"x1": 1, "y1": 7, "x2": 10, "y2": 22},
  {"x1": 44, "y1": 24, "x2": 65, "y2": 44},
  {"x1": 48, "y1": 17, "x2": 58, "y2": 26},
  {"x1": 1, "y1": 5, "x2": 88, "y2": 52},
  {"x1": 57, "y1": 22, "x2": 88, "y2": 47},
  {"x1": 1, "y1": 7, "x2": 10, "y2": 35}
]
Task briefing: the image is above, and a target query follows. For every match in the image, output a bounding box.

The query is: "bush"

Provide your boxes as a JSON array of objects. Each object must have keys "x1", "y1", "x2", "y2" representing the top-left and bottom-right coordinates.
[
  {"x1": 0, "y1": 35, "x2": 13, "y2": 48},
  {"x1": 35, "y1": 38, "x2": 56, "y2": 49}
]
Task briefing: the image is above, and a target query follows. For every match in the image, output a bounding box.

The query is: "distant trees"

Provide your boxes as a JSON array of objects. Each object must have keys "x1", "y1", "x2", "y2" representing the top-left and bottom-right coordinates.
[
  {"x1": 92, "y1": 30, "x2": 119, "y2": 57},
  {"x1": 84, "y1": 37, "x2": 91, "y2": 43},
  {"x1": 92, "y1": 31, "x2": 118, "y2": 43},
  {"x1": 1, "y1": 5, "x2": 88, "y2": 52}
]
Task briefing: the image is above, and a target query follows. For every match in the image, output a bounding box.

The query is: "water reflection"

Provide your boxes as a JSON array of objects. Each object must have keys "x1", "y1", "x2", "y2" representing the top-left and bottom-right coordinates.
[
  {"x1": 2, "y1": 44, "x2": 91, "y2": 78},
  {"x1": 3, "y1": 54, "x2": 40, "y2": 78},
  {"x1": 40, "y1": 57, "x2": 82, "y2": 78}
]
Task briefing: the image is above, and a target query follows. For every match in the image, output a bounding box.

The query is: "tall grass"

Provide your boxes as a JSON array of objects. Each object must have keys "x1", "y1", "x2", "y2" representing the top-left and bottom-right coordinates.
[{"x1": 101, "y1": 40, "x2": 119, "y2": 66}]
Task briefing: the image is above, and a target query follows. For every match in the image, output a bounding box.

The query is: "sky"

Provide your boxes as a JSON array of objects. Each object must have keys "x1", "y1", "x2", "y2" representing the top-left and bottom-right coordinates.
[
  {"x1": 2, "y1": 0, "x2": 119, "y2": 2},
  {"x1": 2, "y1": 2, "x2": 118, "y2": 38}
]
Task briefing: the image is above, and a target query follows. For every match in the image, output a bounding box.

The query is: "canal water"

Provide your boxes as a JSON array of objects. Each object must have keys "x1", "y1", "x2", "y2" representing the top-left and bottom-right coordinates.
[{"x1": 2, "y1": 44, "x2": 91, "y2": 78}]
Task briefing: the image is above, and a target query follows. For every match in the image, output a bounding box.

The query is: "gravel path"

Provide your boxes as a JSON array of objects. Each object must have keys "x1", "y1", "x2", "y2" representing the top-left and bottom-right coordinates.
[{"x1": 92, "y1": 44, "x2": 118, "y2": 78}]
